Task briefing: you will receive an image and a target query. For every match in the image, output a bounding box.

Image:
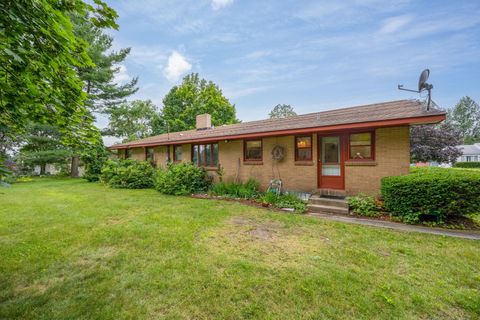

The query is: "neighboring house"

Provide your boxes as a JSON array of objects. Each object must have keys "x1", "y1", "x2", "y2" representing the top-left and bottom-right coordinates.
[
  {"x1": 109, "y1": 100, "x2": 445, "y2": 195},
  {"x1": 33, "y1": 164, "x2": 85, "y2": 176},
  {"x1": 456, "y1": 143, "x2": 480, "y2": 162}
]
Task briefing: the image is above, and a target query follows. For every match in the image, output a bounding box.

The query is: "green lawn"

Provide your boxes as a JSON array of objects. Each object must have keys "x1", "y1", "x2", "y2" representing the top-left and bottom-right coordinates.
[{"x1": 0, "y1": 179, "x2": 479, "y2": 319}]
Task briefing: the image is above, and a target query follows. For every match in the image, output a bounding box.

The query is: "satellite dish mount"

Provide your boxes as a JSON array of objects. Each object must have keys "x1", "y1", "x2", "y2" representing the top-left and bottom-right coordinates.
[{"x1": 398, "y1": 69, "x2": 433, "y2": 110}]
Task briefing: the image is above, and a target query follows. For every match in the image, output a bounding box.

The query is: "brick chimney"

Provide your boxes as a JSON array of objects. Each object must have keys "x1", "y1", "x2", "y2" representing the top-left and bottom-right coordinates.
[{"x1": 196, "y1": 114, "x2": 212, "y2": 130}]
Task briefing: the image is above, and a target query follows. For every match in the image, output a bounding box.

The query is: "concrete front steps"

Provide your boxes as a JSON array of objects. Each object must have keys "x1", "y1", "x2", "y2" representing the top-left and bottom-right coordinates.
[{"x1": 307, "y1": 195, "x2": 349, "y2": 215}]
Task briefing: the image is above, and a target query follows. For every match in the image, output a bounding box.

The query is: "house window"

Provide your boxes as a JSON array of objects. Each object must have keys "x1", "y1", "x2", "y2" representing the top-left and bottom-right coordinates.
[
  {"x1": 295, "y1": 135, "x2": 312, "y2": 161},
  {"x1": 244, "y1": 139, "x2": 262, "y2": 161},
  {"x1": 174, "y1": 145, "x2": 182, "y2": 162},
  {"x1": 192, "y1": 143, "x2": 218, "y2": 166},
  {"x1": 125, "y1": 148, "x2": 132, "y2": 159},
  {"x1": 349, "y1": 132, "x2": 373, "y2": 160},
  {"x1": 145, "y1": 147, "x2": 155, "y2": 164}
]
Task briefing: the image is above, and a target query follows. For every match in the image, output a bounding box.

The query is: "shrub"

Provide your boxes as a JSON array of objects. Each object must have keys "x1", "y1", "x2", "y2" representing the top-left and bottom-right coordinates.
[
  {"x1": 261, "y1": 191, "x2": 306, "y2": 213},
  {"x1": 210, "y1": 179, "x2": 260, "y2": 199},
  {"x1": 0, "y1": 162, "x2": 12, "y2": 187},
  {"x1": 347, "y1": 194, "x2": 381, "y2": 217},
  {"x1": 100, "y1": 159, "x2": 155, "y2": 189},
  {"x1": 81, "y1": 143, "x2": 110, "y2": 182},
  {"x1": 453, "y1": 162, "x2": 480, "y2": 169},
  {"x1": 381, "y1": 168, "x2": 480, "y2": 223},
  {"x1": 155, "y1": 162, "x2": 211, "y2": 195}
]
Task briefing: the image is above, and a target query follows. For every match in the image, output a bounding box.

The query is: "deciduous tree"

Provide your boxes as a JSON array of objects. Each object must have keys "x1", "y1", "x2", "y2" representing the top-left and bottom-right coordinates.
[
  {"x1": 447, "y1": 96, "x2": 480, "y2": 144},
  {"x1": 159, "y1": 73, "x2": 238, "y2": 133},
  {"x1": 269, "y1": 104, "x2": 297, "y2": 119},
  {"x1": 0, "y1": 0, "x2": 117, "y2": 177},
  {"x1": 0, "y1": 0, "x2": 117, "y2": 137},
  {"x1": 103, "y1": 100, "x2": 161, "y2": 142},
  {"x1": 410, "y1": 123, "x2": 462, "y2": 163}
]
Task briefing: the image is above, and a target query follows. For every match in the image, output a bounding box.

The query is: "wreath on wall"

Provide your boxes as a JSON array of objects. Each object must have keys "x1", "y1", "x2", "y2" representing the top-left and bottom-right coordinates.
[{"x1": 271, "y1": 145, "x2": 285, "y2": 161}]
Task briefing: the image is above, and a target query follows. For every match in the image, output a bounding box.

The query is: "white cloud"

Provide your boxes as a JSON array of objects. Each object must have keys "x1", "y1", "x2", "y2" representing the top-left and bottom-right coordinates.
[
  {"x1": 164, "y1": 51, "x2": 192, "y2": 82},
  {"x1": 113, "y1": 64, "x2": 131, "y2": 83},
  {"x1": 129, "y1": 45, "x2": 168, "y2": 67},
  {"x1": 245, "y1": 50, "x2": 272, "y2": 59},
  {"x1": 379, "y1": 14, "x2": 413, "y2": 34},
  {"x1": 224, "y1": 85, "x2": 272, "y2": 99},
  {"x1": 211, "y1": 0, "x2": 234, "y2": 10}
]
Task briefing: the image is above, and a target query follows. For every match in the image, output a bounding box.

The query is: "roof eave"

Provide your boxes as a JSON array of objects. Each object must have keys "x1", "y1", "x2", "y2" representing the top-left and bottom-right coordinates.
[{"x1": 109, "y1": 113, "x2": 445, "y2": 150}]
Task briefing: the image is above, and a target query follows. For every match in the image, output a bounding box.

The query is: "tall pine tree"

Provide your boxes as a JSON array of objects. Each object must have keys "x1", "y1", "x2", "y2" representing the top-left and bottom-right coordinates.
[
  {"x1": 71, "y1": 13, "x2": 138, "y2": 112},
  {"x1": 68, "y1": 13, "x2": 139, "y2": 176},
  {"x1": 18, "y1": 124, "x2": 71, "y2": 175}
]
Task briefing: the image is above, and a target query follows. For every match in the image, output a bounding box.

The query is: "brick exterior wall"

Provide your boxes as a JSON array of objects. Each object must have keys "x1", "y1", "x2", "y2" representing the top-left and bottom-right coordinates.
[
  {"x1": 130, "y1": 148, "x2": 145, "y2": 161},
  {"x1": 344, "y1": 126, "x2": 410, "y2": 195},
  {"x1": 119, "y1": 126, "x2": 410, "y2": 195},
  {"x1": 153, "y1": 146, "x2": 169, "y2": 168},
  {"x1": 218, "y1": 135, "x2": 317, "y2": 191}
]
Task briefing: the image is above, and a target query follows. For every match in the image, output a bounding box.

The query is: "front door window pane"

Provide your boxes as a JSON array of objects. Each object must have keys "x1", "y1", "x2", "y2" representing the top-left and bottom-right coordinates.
[
  {"x1": 322, "y1": 136, "x2": 340, "y2": 176},
  {"x1": 322, "y1": 137, "x2": 339, "y2": 163}
]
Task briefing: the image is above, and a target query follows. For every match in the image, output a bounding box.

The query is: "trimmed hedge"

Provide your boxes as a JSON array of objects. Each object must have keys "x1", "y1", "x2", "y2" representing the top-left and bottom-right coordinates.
[
  {"x1": 155, "y1": 162, "x2": 211, "y2": 195},
  {"x1": 454, "y1": 162, "x2": 480, "y2": 168},
  {"x1": 381, "y1": 168, "x2": 480, "y2": 223},
  {"x1": 100, "y1": 159, "x2": 155, "y2": 189}
]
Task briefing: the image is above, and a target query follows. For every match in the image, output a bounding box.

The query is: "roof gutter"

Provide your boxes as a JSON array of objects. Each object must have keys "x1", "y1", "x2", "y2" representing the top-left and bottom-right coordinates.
[{"x1": 109, "y1": 114, "x2": 445, "y2": 150}]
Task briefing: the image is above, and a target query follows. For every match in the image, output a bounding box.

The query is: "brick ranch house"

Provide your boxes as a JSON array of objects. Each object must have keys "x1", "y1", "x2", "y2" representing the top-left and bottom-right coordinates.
[{"x1": 109, "y1": 100, "x2": 445, "y2": 196}]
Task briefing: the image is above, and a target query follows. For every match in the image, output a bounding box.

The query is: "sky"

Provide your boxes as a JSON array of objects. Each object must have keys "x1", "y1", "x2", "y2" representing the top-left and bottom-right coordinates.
[{"x1": 99, "y1": 0, "x2": 480, "y2": 137}]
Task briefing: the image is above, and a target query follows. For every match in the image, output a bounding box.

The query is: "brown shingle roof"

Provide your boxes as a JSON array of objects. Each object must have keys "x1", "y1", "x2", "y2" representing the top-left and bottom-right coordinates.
[{"x1": 110, "y1": 99, "x2": 445, "y2": 149}]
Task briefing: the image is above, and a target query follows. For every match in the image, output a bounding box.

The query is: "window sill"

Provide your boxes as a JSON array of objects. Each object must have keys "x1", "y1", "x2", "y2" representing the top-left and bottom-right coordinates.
[
  {"x1": 345, "y1": 160, "x2": 377, "y2": 166},
  {"x1": 201, "y1": 166, "x2": 218, "y2": 171},
  {"x1": 243, "y1": 161, "x2": 263, "y2": 165},
  {"x1": 295, "y1": 161, "x2": 314, "y2": 166}
]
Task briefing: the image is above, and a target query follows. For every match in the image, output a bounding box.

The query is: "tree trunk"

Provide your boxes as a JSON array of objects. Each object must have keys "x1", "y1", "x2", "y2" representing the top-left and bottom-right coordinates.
[
  {"x1": 70, "y1": 156, "x2": 80, "y2": 178},
  {"x1": 40, "y1": 163, "x2": 46, "y2": 175}
]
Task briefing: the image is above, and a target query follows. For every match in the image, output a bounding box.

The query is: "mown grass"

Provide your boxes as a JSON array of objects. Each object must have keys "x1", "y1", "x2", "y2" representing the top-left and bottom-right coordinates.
[{"x1": 0, "y1": 178, "x2": 479, "y2": 319}]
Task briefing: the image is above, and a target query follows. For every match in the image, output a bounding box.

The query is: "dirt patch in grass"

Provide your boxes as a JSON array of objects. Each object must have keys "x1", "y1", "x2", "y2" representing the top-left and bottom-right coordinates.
[
  {"x1": 228, "y1": 216, "x2": 284, "y2": 241},
  {"x1": 14, "y1": 275, "x2": 66, "y2": 296},
  {"x1": 74, "y1": 246, "x2": 118, "y2": 267},
  {"x1": 202, "y1": 216, "x2": 331, "y2": 269}
]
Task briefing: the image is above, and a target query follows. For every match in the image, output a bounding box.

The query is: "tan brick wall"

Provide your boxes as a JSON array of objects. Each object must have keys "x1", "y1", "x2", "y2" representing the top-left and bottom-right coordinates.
[
  {"x1": 117, "y1": 150, "x2": 125, "y2": 160},
  {"x1": 154, "y1": 146, "x2": 169, "y2": 168},
  {"x1": 345, "y1": 126, "x2": 410, "y2": 195},
  {"x1": 130, "y1": 148, "x2": 145, "y2": 161},
  {"x1": 219, "y1": 135, "x2": 318, "y2": 192},
  {"x1": 115, "y1": 126, "x2": 410, "y2": 195}
]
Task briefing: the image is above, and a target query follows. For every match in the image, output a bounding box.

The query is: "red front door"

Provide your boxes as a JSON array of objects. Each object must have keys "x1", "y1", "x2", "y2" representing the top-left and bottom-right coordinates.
[{"x1": 318, "y1": 134, "x2": 345, "y2": 189}]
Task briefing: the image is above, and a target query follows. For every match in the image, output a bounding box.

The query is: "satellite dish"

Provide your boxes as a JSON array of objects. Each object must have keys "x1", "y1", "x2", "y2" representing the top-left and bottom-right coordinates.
[
  {"x1": 398, "y1": 69, "x2": 434, "y2": 110},
  {"x1": 418, "y1": 69, "x2": 430, "y2": 91}
]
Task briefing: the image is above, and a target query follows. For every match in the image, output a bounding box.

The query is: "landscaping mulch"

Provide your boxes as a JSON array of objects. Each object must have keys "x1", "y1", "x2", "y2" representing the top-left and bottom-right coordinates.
[
  {"x1": 191, "y1": 194, "x2": 287, "y2": 212},
  {"x1": 192, "y1": 194, "x2": 480, "y2": 231}
]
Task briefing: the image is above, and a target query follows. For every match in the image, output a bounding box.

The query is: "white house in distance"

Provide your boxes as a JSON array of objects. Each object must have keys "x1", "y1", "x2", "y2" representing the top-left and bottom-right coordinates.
[{"x1": 456, "y1": 143, "x2": 480, "y2": 162}]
